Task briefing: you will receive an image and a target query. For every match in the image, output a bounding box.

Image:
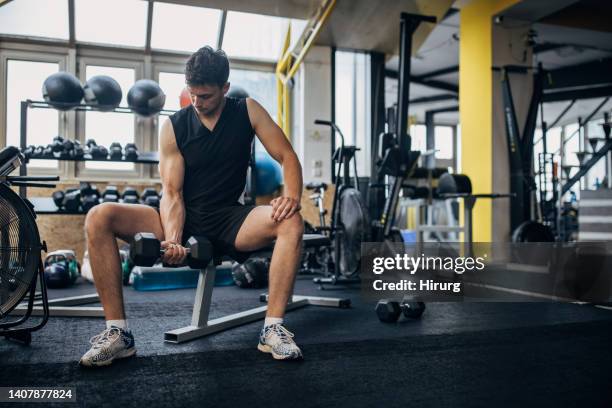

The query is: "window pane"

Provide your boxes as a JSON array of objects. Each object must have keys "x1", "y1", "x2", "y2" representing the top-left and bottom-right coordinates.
[
  {"x1": 223, "y1": 11, "x2": 306, "y2": 61},
  {"x1": 0, "y1": 0, "x2": 68, "y2": 39},
  {"x1": 410, "y1": 125, "x2": 426, "y2": 153},
  {"x1": 334, "y1": 51, "x2": 370, "y2": 176},
  {"x1": 158, "y1": 72, "x2": 186, "y2": 112},
  {"x1": 84, "y1": 66, "x2": 135, "y2": 170},
  {"x1": 564, "y1": 123, "x2": 580, "y2": 167},
  {"x1": 229, "y1": 69, "x2": 276, "y2": 121},
  {"x1": 152, "y1": 3, "x2": 220, "y2": 53},
  {"x1": 76, "y1": 0, "x2": 147, "y2": 47},
  {"x1": 435, "y1": 126, "x2": 453, "y2": 159},
  {"x1": 6, "y1": 60, "x2": 60, "y2": 169}
]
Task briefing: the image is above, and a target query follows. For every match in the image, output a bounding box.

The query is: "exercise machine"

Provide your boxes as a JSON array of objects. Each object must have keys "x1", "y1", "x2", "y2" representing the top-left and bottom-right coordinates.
[{"x1": 310, "y1": 120, "x2": 370, "y2": 287}]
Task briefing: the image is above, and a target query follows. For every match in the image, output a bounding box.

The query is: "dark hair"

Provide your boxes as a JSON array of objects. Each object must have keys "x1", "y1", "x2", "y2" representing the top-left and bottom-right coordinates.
[{"x1": 185, "y1": 46, "x2": 229, "y2": 87}]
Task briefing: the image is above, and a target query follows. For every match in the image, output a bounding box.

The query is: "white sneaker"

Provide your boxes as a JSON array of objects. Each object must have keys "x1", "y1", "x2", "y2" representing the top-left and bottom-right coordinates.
[
  {"x1": 79, "y1": 327, "x2": 136, "y2": 367},
  {"x1": 257, "y1": 324, "x2": 303, "y2": 360}
]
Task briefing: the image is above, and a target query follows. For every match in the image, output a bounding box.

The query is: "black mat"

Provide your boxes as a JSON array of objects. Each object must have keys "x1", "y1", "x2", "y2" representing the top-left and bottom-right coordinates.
[{"x1": 2, "y1": 277, "x2": 612, "y2": 407}]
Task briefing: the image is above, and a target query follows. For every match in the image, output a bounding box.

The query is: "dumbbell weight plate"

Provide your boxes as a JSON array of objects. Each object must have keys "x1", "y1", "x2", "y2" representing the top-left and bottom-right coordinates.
[
  {"x1": 375, "y1": 300, "x2": 401, "y2": 323},
  {"x1": 400, "y1": 301, "x2": 426, "y2": 319}
]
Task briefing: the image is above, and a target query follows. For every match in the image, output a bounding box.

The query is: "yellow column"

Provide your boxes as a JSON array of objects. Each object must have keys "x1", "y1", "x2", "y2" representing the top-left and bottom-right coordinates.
[{"x1": 459, "y1": 0, "x2": 521, "y2": 242}]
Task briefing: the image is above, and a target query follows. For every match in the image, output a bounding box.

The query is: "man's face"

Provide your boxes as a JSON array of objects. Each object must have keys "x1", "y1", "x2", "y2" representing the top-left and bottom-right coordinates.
[{"x1": 187, "y1": 83, "x2": 229, "y2": 115}]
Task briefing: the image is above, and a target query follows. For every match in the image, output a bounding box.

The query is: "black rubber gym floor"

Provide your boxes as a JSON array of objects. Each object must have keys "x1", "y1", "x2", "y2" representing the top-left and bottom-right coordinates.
[{"x1": 2, "y1": 276, "x2": 612, "y2": 407}]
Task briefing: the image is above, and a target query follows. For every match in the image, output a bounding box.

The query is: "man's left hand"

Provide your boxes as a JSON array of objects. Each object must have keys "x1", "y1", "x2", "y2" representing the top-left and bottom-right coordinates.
[{"x1": 270, "y1": 196, "x2": 301, "y2": 222}]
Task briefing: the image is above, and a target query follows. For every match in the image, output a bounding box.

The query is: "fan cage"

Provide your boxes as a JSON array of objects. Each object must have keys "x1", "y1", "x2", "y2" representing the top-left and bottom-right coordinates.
[{"x1": 0, "y1": 184, "x2": 41, "y2": 317}]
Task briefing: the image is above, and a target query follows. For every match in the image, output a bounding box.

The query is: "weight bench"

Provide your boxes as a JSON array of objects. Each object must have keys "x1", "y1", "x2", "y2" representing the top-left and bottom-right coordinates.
[{"x1": 164, "y1": 234, "x2": 351, "y2": 343}]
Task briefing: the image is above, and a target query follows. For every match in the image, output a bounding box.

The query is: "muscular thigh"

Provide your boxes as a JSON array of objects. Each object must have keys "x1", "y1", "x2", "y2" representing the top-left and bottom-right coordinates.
[
  {"x1": 88, "y1": 202, "x2": 164, "y2": 243},
  {"x1": 233, "y1": 206, "x2": 278, "y2": 252}
]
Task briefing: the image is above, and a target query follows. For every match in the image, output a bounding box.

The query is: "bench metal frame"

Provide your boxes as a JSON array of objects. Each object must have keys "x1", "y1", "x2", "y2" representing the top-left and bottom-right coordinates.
[{"x1": 165, "y1": 260, "x2": 350, "y2": 344}]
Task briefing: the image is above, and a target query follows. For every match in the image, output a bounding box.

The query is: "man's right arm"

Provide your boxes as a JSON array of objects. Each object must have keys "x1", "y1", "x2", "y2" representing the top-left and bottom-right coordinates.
[{"x1": 158, "y1": 118, "x2": 187, "y2": 264}]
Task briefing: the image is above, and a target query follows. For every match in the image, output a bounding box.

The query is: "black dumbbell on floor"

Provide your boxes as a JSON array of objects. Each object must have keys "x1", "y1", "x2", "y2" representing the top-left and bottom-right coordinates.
[
  {"x1": 130, "y1": 232, "x2": 212, "y2": 269},
  {"x1": 375, "y1": 299, "x2": 425, "y2": 322}
]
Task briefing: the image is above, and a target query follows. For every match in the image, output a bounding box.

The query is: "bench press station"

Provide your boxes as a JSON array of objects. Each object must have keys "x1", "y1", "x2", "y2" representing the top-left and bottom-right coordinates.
[{"x1": 130, "y1": 232, "x2": 351, "y2": 344}]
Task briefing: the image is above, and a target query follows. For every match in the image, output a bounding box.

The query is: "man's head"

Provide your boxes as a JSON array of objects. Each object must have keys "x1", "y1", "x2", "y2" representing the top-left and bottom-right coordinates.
[{"x1": 185, "y1": 46, "x2": 230, "y2": 115}]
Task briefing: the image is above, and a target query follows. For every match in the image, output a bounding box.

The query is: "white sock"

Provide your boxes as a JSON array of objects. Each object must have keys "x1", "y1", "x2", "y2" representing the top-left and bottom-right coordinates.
[
  {"x1": 264, "y1": 317, "x2": 284, "y2": 328},
  {"x1": 106, "y1": 319, "x2": 128, "y2": 330}
]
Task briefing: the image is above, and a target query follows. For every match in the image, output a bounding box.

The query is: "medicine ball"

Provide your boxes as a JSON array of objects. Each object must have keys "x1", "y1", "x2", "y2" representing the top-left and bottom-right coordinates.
[
  {"x1": 127, "y1": 79, "x2": 166, "y2": 116},
  {"x1": 254, "y1": 151, "x2": 282, "y2": 196},
  {"x1": 227, "y1": 85, "x2": 249, "y2": 99},
  {"x1": 42, "y1": 72, "x2": 84, "y2": 110},
  {"x1": 179, "y1": 87, "x2": 191, "y2": 108},
  {"x1": 231, "y1": 258, "x2": 269, "y2": 289},
  {"x1": 83, "y1": 75, "x2": 123, "y2": 111}
]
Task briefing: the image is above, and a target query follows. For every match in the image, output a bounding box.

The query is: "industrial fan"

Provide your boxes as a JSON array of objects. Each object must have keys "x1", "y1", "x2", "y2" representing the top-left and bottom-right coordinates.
[{"x1": 0, "y1": 146, "x2": 59, "y2": 345}]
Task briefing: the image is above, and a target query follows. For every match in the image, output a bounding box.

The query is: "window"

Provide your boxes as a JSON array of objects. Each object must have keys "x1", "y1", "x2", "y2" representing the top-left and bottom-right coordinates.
[
  {"x1": 83, "y1": 65, "x2": 136, "y2": 171},
  {"x1": 334, "y1": 50, "x2": 371, "y2": 176},
  {"x1": 564, "y1": 123, "x2": 580, "y2": 167},
  {"x1": 75, "y1": 0, "x2": 147, "y2": 47},
  {"x1": 434, "y1": 126, "x2": 454, "y2": 160},
  {"x1": 229, "y1": 69, "x2": 276, "y2": 121},
  {"x1": 5, "y1": 60, "x2": 60, "y2": 169},
  {"x1": 151, "y1": 3, "x2": 220, "y2": 53},
  {"x1": 0, "y1": 0, "x2": 68, "y2": 39},
  {"x1": 223, "y1": 11, "x2": 306, "y2": 61},
  {"x1": 409, "y1": 125, "x2": 426, "y2": 153}
]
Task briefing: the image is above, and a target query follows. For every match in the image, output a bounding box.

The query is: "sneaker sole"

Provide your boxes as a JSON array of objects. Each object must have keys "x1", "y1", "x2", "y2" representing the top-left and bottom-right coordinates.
[
  {"x1": 80, "y1": 347, "x2": 137, "y2": 367},
  {"x1": 257, "y1": 343, "x2": 303, "y2": 360}
]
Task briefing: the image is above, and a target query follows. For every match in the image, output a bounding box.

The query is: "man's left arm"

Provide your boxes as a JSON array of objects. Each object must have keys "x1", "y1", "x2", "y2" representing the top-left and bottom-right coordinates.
[{"x1": 246, "y1": 98, "x2": 303, "y2": 222}]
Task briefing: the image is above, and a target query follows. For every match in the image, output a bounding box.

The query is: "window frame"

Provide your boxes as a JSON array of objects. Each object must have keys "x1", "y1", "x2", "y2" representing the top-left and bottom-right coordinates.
[{"x1": 0, "y1": 46, "x2": 69, "y2": 176}]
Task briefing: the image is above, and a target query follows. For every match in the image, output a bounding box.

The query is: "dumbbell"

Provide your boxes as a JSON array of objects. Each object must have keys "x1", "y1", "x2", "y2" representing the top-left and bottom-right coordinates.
[
  {"x1": 141, "y1": 188, "x2": 158, "y2": 200},
  {"x1": 62, "y1": 190, "x2": 81, "y2": 212},
  {"x1": 51, "y1": 136, "x2": 65, "y2": 154},
  {"x1": 124, "y1": 143, "x2": 139, "y2": 160},
  {"x1": 52, "y1": 191, "x2": 65, "y2": 208},
  {"x1": 122, "y1": 187, "x2": 140, "y2": 204},
  {"x1": 130, "y1": 232, "x2": 212, "y2": 269},
  {"x1": 102, "y1": 185, "x2": 119, "y2": 203},
  {"x1": 23, "y1": 145, "x2": 36, "y2": 158},
  {"x1": 43, "y1": 144, "x2": 54, "y2": 157},
  {"x1": 82, "y1": 195, "x2": 100, "y2": 212},
  {"x1": 34, "y1": 146, "x2": 45, "y2": 157},
  {"x1": 80, "y1": 182, "x2": 100, "y2": 212},
  {"x1": 70, "y1": 140, "x2": 85, "y2": 159},
  {"x1": 143, "y1": 195, "x2": 160, "y2": 209},
  {"x1": 60, "y1": 139, "x2": 74, "y2": 158},
  {"x1": 375, "y1": 299, "x2": 425, "y2": 322},
  {"x1": 109, "y1": 142, "x2": 123, "y2": 159},
  {"x1": 90, "y1": 145, "x2": 108, "y2": 159}
]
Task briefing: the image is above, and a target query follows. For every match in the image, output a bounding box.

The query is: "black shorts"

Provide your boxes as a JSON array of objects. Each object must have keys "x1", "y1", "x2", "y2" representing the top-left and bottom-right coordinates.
[{"x1": 182, "y1": 204, "x2": 256, "y2": 263}]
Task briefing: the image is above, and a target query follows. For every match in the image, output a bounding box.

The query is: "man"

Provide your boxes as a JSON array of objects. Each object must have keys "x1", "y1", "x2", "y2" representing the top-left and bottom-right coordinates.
[{"x1": 80, "y1": 46, "x2": 304, "y2": 367}]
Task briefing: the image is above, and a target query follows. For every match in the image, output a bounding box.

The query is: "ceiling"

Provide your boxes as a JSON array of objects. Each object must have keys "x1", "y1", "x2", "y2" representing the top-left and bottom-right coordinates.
[{"x1": 384, "y1": 0, "x2": 612, "y2": 126}]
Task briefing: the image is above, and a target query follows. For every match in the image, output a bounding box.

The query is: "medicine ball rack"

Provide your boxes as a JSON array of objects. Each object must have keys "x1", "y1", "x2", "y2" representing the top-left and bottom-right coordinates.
[
  {"x1": 10, "y1": 99, "x2": 176, "y2": 318},
  {"x1": 17, "y1": 100, "x2": 175, "y2": 214}
]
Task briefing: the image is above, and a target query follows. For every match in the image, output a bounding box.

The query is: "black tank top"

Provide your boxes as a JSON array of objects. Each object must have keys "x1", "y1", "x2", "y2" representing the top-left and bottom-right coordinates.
[{"x1": 169, "y1": 97, "x2": 254, "y2": 213}]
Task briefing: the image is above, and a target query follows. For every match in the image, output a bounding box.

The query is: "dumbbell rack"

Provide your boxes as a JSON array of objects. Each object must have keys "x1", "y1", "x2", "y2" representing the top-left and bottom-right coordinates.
[{"x1": 18, "y1": 99, "x2": 176, "y2": 214}]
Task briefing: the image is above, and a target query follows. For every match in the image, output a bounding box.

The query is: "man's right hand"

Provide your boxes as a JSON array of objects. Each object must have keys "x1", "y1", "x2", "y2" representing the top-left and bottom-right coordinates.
[{"x1": 161, "y1": 241, "x2": 188, "y2": 265}]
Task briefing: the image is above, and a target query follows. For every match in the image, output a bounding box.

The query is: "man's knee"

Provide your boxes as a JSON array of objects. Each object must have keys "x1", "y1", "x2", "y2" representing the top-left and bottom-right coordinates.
[
  {"x1": 85, "y1": 203, "x2": 117, "y2": 237},
  {"x1": 276, "y1": 212, "x2": 304, "y2": 239}
]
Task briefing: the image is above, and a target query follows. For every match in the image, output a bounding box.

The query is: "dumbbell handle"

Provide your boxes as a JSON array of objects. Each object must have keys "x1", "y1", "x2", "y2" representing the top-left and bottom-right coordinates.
[{"x1": 160, "y1": 245, "x2": 191, "y2": 255}]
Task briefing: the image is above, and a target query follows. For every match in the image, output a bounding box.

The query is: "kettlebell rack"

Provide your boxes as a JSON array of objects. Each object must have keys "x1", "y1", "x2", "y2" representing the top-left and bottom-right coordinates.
[{"x1": 18, "y1": 100, "x2": 176, "y2": 215}]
